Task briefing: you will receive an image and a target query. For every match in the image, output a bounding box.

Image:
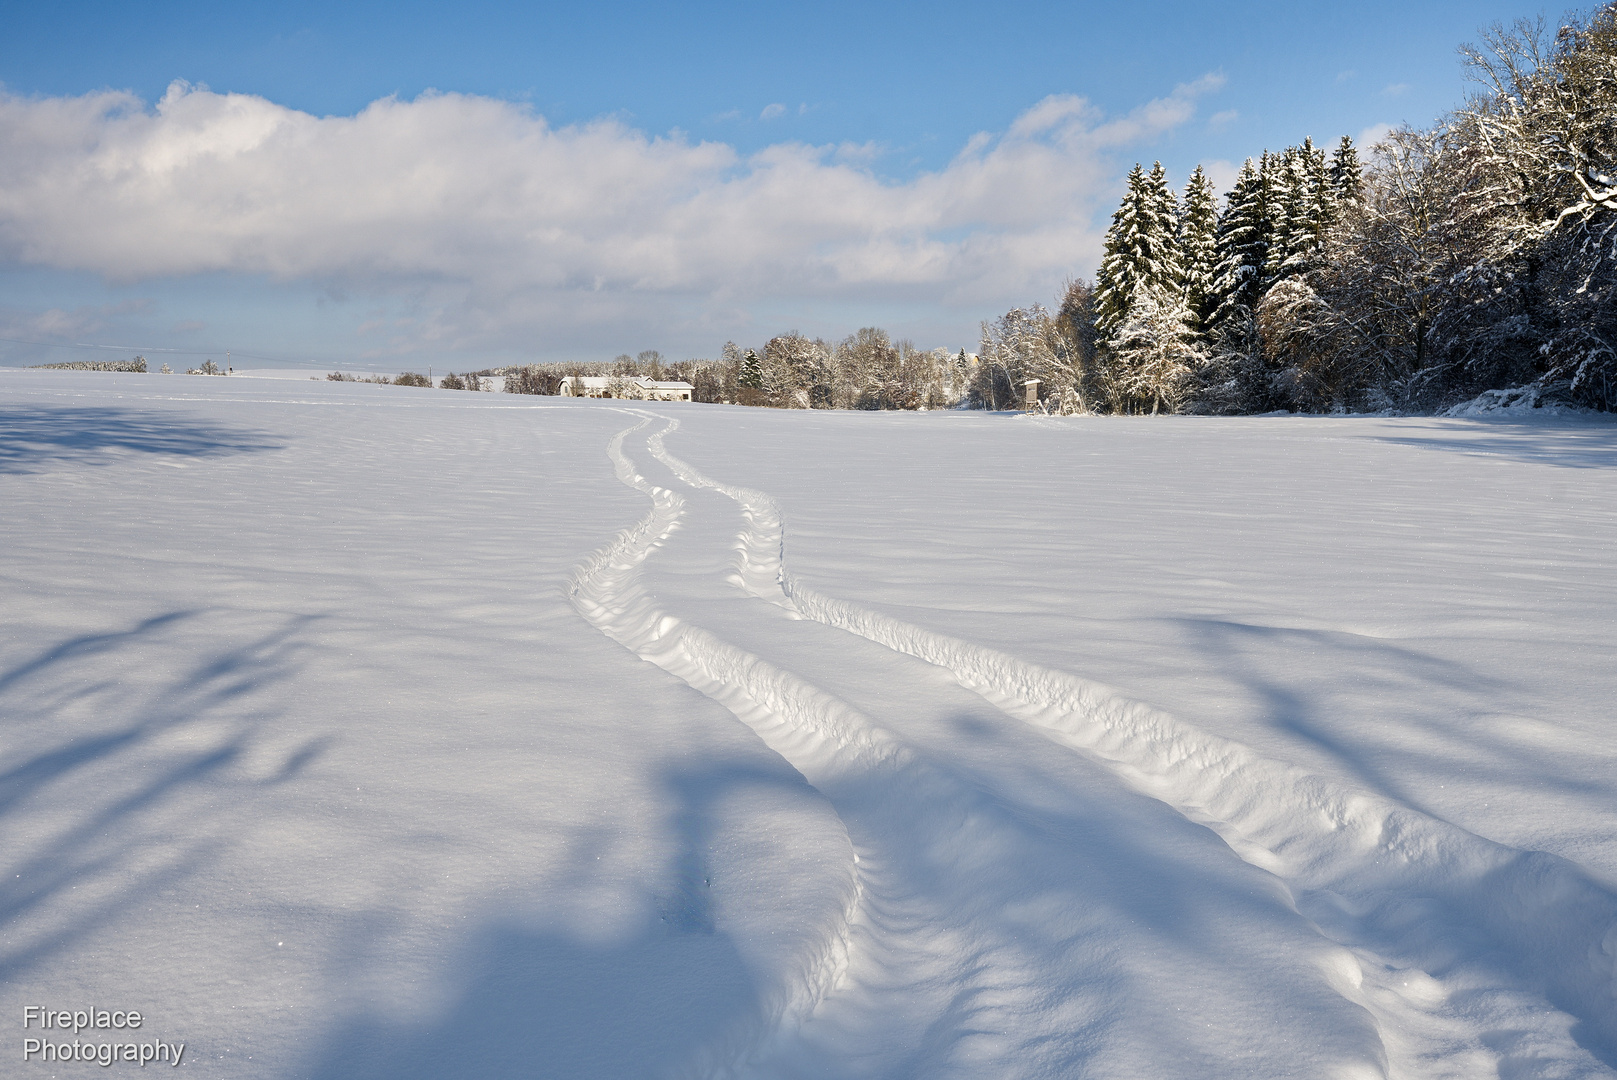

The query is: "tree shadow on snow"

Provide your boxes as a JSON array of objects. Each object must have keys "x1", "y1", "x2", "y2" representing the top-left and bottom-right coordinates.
[
  {"x1": 0, "y1": 609, "x2": 329, "y2": 983},
  {"x1": 0, "y1": 404, "x2": 282, "y2": 473},
  {"x1": 1167, "y1": 616, "x2": 1611, "y2": 820},
  {"x1": 297, "y1": 759, "x2": 816, "y2": 1080},
  {"x1": 1369, "y1": 416, "x2": 1617, "y2": 470},
  {"x1": 301, "y1": 920, "x2": 759, "y2": 1080}
]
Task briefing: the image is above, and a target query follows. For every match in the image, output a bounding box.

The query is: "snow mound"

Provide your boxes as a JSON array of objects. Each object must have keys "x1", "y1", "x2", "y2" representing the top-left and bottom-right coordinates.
[{"x1": 1443, "y1": 382, "x2": 1591, "y2": 417}]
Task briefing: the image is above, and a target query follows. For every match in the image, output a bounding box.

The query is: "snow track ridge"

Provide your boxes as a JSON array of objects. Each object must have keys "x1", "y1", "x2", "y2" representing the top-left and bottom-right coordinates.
[
  {"x1": 566, "y1": 416, "x2": 870, "y2": 1079},
  {"x1": 647, "y1": 420, "x2": 1617, "y2": 1074},
  {"x1": 577, "y1": 416, "x2": 1132, "y2": 1076}
]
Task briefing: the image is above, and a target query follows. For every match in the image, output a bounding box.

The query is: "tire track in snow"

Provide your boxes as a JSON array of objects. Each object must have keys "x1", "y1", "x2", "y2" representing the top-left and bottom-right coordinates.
[
  {"x1": 569, "y1": 415, "x2": 945, "y2": 1078},
  {"x1": 573, "y1": 416, "x2": 1209, "y2": 1077},
  {"x1": 646, "y1": 419, "x2": 1617, "y2": 1078}
]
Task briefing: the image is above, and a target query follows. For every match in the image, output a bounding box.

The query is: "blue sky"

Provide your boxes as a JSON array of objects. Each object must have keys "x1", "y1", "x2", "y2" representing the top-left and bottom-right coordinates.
[{"x1": 0, "y1": 0, "x2": 1540, "y2": 369}]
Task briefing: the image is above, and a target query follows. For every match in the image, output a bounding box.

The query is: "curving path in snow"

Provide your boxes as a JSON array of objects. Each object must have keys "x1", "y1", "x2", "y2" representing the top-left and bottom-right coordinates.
[{"x1": 572, "y1": 412, "x2": 1617, "y2": 1080}]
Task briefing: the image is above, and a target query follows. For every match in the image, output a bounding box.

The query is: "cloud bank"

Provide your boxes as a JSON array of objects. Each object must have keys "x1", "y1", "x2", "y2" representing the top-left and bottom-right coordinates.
[{"x1": 0, "y1": 78, "x2": 1221, "y2": 358}]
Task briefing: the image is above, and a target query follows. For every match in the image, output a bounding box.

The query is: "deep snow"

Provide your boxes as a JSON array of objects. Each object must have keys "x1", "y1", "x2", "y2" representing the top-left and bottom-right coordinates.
[{"x1": 1, "y1": 370, "x2": 1614, "y2": 1078}]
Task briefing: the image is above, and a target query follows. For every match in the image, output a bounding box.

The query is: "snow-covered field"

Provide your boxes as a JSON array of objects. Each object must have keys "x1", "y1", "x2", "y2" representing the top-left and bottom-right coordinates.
[{"x1": 2, "y1": 370, "x2": 1615, "y2": 1079}]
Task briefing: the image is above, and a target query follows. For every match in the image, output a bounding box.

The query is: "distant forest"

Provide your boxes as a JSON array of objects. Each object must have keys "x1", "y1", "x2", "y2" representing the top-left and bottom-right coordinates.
[{"x1": 492, "y1": 10, "x2": 1617, "y2": 414}]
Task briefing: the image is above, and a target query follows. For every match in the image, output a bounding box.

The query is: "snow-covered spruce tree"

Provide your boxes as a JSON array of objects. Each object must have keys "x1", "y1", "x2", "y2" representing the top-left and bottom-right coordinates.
[
  {"x1": 1199, "y1": 158, "x2": 1271, "y2": 411},
  {"x1": 1195, "y1": 139, "x2": 1353, "y2": 411},
  {"x1": 1094, "y1": 162, "x2": 1190, "y2": 410},
  {"x1": 1329, "y1": 135, "x2": 1364, "y2": 205},
  {"x1": 1095, "y1": 165, "x2": 1147, "y2": 340},
  {"x1": 1180, "y1": 166, "x2": 1220, "y2": 334},
  {"x1": 738, "y1": 348, "x2": 763, "y2": 390},
  {"x1": 1095, "y1": 163, "x2": 1183, "y2": 342},
  {"x1": 1258, "y1": 150, "x2": 1294, "y2": 290},
  {"x1": 1263, "y1": 144, "x2": 1326, "y2": 289},
  {"x1": 1301, "y1": 137, "x2": 1337, "y2": 248},
  {"x1": 1207, "y1": 158, "x2": 1269, "y2": 340},
  {"x1": 1256, "y1": 141, "x2": 1336, "y2": 291},
  {"x1": 1260, "y1": 155, "x2": 1289, "y2": 290}
]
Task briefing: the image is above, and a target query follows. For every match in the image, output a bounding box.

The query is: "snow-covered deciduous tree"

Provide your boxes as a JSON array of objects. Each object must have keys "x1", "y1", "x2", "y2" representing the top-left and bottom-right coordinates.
[
  {"x1": 977, "y1": 307, "x2": 1065, "y2": 410},
  {"x1": 1447, "y1": 10, "x2": 1617, "y2": 407},
  {"x1": 763, "y1": 333, "x2": 832, "y2": 407},
  {"x1": 832, "y1": 328, "x2": 903, "y2": 410},
  {"x1": 1108, "y1": 293, "x2": 1204, "y2": 414},
  {"x1": 1055, "y1": 278, "x2": 1099, "y2": 409}
]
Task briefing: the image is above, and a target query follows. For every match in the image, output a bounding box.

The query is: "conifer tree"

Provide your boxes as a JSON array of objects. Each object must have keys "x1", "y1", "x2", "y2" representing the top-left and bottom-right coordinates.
[
  {"x1": 1096, "y1": 165, "x2": 1149, "y2": 340},
  {"x1": 1290, "y1": 139, "x2": 1331, "y2": 274},
  {"x1": 1262, "y1": 147, "x2": 1305, "y2": 287},
  {"x1": 1145, "y1": 161, "x2": 1184, "y2": 295},
  {"x1": 1329, "y1": 135, "x2": 1364, "y2": 204},
  {"x1": 1261, "y1": 140, "x2": 1336, "y2": 286},
  {"x1": 738, "y1": 349, "x2": 763, "y2": 389},
  {"x1": 1207, "y1": 158, "x2": 1269, "y2": 338},
  {"x1": 1179, "y1": 165, "x2": 1219, "y2": 333},
  {"x1": 1095, "y1": 162, "x2": 1183, "y2": 342},
  {"x1": 1305, "y1": 136, "x2": 1337, "y2": 236}
]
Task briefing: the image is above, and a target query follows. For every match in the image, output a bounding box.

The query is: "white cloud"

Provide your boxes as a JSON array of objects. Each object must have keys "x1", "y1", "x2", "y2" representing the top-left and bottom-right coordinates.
[
  {"x1": 1200, "y1": 159, "x2": 1241, "y2": 199},
  {"x1": 0, "y1": 80, "x2": 1218, "y2": 357},
  {"x1": 1088, "y1": 73, "x2": 1226, "y2": 147},
  {"x1": 1356, "y1": 122, "x2": 1394, "y2": 151},
  {"x1": 1382, "y1": 82, "x2": 1410, "y2": 98},
  {"x1": 1208, "y1": 109, "x2": 1238, "y2": 130},
  {"x1": 0, "y1": 298, "x2": 152, "y2": 341},
  {"x1": 760, "y1": 103, "x2": 786, "y2": 120}
]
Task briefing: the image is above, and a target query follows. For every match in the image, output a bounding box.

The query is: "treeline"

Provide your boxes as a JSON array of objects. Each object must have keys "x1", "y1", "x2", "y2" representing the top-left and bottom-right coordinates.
[
  {"x1": 31, "y1": 358, "x2": 147, "y2": 372},
  {"x1": 1033, "y1": 9, "x2": 1617, "y2": 414},
  {"x1": 500, "y1": 341, "x2": 978, "y2": 409}
]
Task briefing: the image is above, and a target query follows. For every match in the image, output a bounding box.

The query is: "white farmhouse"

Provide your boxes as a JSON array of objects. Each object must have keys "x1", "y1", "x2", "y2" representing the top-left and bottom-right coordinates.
[{"x1": 557, "y1": 376, "x2": 694, "y2": 401}]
